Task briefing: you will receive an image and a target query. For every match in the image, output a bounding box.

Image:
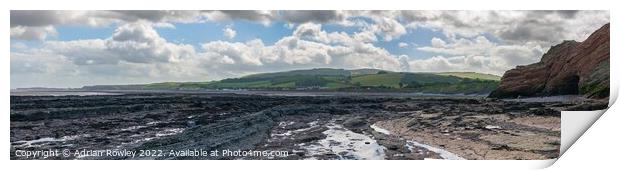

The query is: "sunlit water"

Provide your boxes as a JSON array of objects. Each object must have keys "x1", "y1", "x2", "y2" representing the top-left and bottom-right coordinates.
[{"x1": 302, "y1": 123, "x2": 386, "y2": 160}]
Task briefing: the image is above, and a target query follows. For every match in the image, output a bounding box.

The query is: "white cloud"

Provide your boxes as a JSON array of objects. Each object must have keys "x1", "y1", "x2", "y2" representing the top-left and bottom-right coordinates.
[
  {"x1": 42, "y1": 22, "x2": 196, "y2": 65},
  {"x1": 11, "y1": 49, "x2": 208, "y2": 88},
  {"x1": 370, "y1": 17, "x2": 407, "y2": 41},
  {"x1": 293, "y1": 23, "x2": 327, "y2": 42},
  {"x1": 10, "y1": 26, "x2": 57, "y2": 40},
  {"x1": 407, "y1": 55, "x2": 500, "y2": 74},
  {"x1": 430, "y1": 37, "x2": 447, "y2": 48},
  {"x1": 200, "y1": 24, "x2": 406, "y2": 75},
  {"x1": 292, "y1": 23, "x2": 377, "y2": 45},
  {"x1": 152, "y1": 22, "x2": 176, "y2": 29},
  {"x1": 11, "y1": 42, "x2": 29, "y2": 50},
  {"x1": 413, "y1": 36, "x2": 545, "y2": 75},
  {"x1": 223, "y1": 27, "x2": 237, "y2": 39},
  {"x1": 352, "y1": 31, "x2": 377, "y2": 43},
  {"x1": 420, "y1": 36, "x2": 495, "y2": 56},
  {"x1": 108, "y1": 23, "x2": 196, "y2": 63},
  {"x1": 398, "y1": 42, "x2": 409, "y2": 48}
]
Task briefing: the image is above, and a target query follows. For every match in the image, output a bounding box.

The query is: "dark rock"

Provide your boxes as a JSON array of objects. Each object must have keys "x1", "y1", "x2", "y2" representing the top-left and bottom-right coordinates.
[
  {"x1": 566, "y1": 101, "x2": 609, "y2": 111},
  {"x1": 343, "y1": 117, "x2": 367, "y2": 129},
  {"x1": 527, "y1": 108, "x2": 560, "y2": 116}
]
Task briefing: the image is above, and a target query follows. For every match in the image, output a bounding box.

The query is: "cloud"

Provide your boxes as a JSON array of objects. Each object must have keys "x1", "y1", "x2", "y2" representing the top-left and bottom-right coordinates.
[
  {"x1": 10, "y1": 10, "x2": 202, "y2": 28},
  {"x1": 11, "y1": 49, "x2": 207, "y2": 88},
  {"x1": 104, "y1": 10, "x2": 202, "y2": 23},
  {"x1": 419, "y1": 36, "x2": 495, "y2": 56},
  {"x1": 293, "y1": 23, "x2": 325, "y2": 42},
  {"x1": 398, "y1": 55, "x2": 411, "y2": 71},
  {"x1": 10, "y1": 52, "x2": 69, "y2": 75},
  {"x1": 292, "y1": 23, "x2": 377, "y2": 45},
  {"x1": 370, "y1": 17, "x2": 407, "y2": 41},
  {"x1": 10, "y1": 10, "x2": 65, "y2": 27},
  {"x1": 352, "y1": 31, "x2": 377, "y2": 43},
  {"x1": 203, "y1": 10, "x2": 276, "y2": 25},
  {"x1": 395, "y1": 10, "x2": 607, "y2": 75},
  {"x1": 108, "y1": 23, "x2": 196, "y2": 63},
  {"x1": 11, "y1": 10, "x2": 609, "y2": 44},
  {"x1": 398, "y1": 42, "x2": 408, "y2": 48},
  {"x1": 414, "y1": 35, "x2": 545, "y2": 74},
  {"x1": 10, "y1": 10, "x2": 610, "y2": 87},
  {"x1": 10, "y1": 26, "x2": 57, "y2": 40},
  {"x1": 223, "y1": 27, "x2": 237, "y2": 39},
  {"x1": 199, "y1": 24, "x2": 406, "y2": 75},
  {"x1": 407, "y1": 55, "x2": 503, "y2": 75},
  {"x1": 8, "y1": 10, "x2": 404, "y2": 41},
  {"x1": 42, "y1": 22, "x2": 196, "y2": 65},
  {"x1": 153, "y1": 22, "x2": 176, "y2": 29},
  {"x1": 278, "y1": 10, "x2": 346, "y2": 24},
  {"x1": 12, "y1": 20, "x2": 409, "y2": 87},
  {"x1": 400, "y1": 10, "x2": 609, "y2": 45},
  {"x1": 10, "y1": 10, "x2": 204, "y2": 40}
]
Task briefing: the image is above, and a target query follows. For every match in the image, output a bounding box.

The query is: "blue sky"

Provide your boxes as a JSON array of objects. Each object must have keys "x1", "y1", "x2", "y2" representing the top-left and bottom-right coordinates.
[{"x1": 10, "y1": 10, "x2": 609, "y2": 88}]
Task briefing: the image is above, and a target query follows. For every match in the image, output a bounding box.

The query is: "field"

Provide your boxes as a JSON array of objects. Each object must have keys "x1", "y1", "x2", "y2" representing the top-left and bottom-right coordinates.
[
  {"x1": 84, "y1": 69, "x2": 501, "y2": 94},
  {"x1": 435, "y1": 72, "x2": 502, "y2": 81}
]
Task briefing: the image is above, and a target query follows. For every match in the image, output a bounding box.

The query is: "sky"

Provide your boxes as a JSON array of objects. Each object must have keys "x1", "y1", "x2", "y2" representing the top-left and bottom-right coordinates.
[{"x1": 10, "y1": 10, "x2": 609, "y2": 88}]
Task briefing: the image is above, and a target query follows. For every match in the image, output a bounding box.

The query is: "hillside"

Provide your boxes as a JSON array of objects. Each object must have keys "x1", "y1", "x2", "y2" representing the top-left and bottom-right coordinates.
[
  {"x1": 436, "y1": 72, "x2": 501, "y2": 81},
  {"x1": 83, "y1": 68, "x2": 500, "y2": 94}
]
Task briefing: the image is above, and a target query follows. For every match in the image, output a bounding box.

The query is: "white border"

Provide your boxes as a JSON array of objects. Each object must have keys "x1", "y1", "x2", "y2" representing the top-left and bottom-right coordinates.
[{"x1": 2, "y1": 0, "x2": 617, "y2": 170}]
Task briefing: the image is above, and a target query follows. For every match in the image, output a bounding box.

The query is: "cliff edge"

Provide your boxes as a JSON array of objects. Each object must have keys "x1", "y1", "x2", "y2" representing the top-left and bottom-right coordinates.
[{"x1": 489, "y1": 23, "x2": 609, "y2": 99}]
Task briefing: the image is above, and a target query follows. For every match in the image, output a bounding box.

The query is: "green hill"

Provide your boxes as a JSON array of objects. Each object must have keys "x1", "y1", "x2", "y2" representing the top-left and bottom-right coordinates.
[
  {"x1": 83, "y1": 68, "x2": 500, "y2": 94},
  {"x1": 435, "y1": 72, "x2": 501, "y2": 81}
]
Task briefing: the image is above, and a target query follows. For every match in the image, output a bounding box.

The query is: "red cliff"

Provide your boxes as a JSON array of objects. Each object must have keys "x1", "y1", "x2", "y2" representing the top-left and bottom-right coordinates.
[{"x1": 489, "y1": 23, "x2": 610, "y2": 99}]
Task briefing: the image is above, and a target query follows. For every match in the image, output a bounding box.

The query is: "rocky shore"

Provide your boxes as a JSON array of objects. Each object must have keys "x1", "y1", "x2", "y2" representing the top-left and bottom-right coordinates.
[{"x1": 10, "y1": 92, "x2": 606, "y2": 160}]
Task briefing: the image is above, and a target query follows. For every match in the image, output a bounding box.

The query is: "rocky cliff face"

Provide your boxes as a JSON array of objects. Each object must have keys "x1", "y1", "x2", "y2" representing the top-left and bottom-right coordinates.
[{"x1": 489, "y1": 23, "x2": 610, "y2": 99}]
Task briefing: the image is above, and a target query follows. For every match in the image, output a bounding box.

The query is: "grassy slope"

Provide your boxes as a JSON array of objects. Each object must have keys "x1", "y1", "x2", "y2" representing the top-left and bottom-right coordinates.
[
  {"x1": 351, "y1": 73, "x2": 404, "y2": 88},
  {"x1": 200, "y1": 71, "x2": 499, "y2": 94},
  {"x1": 436, "y1": 72, "x2": 501, "y2": 81},
  {"x1": 84, "y1": 68, "x2": 500, "y2": 94}
]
